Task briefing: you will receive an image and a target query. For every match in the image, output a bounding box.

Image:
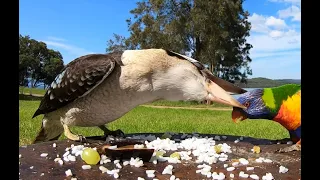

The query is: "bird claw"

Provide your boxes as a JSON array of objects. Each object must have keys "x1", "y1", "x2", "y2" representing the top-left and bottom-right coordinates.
[
  {"x1": 78, "y1": 135, "x2": 87, "y2": 143},
  {"x1": 94, "y1": 129, "x2": 125, "y2": 142},
  {"x1": 112, "y1": 129, "x2": 125, "y2": 137},
  {"x1": 103, "y1": 129, "x2": 125, "y2": 138},
  {"x1": 105, "y1": 136, "x2": 126, "y2": 144}
]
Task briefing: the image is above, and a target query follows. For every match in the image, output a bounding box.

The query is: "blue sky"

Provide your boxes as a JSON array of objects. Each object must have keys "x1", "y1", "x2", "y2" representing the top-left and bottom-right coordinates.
[{"x1": 19, "y1": 0, "x2": 301, "y2": 79}]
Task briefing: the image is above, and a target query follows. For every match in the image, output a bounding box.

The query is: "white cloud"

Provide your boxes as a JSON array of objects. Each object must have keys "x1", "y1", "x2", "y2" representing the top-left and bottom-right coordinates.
[
  {"x1": 246, "y1": 30, "x2": 301, "y2": 78},
  {"x1": 246, "y1": 0, "x2": 301, "y2": 79},
  {"x1": 246, "y1": 0, "x2": 301, "y2": 78},
  {"x1": 265, "y1": 16, "x2": 287, "y2": 29},
  {"x1": 250, "y1": 50, "x2": 294, "y2": 60},
  {"x1": 267, "y1": 29, "x2": 299, "y2": 40},
  {"x1": 248, "y1": 13, "x2": 288, "y2": 36},
  {"x1": 47, "y1": 36, "x2": 66, "y2": 42},
  {"x1": 41, "y1": 40, "x2": 94, "y2": 57},
  {"x1": 268, "y1": 30, "x2": 284, "y2": 39},
  {"x1": 38, "y1": 38, "x2": 95, "y2": 63},
  {"x1": 249, "y1": 51, "x2": 301, "y2": 79},
  {"x1": 284, "y1": 29, "x2": 299, "y2": 36},
  {"x1": 248, "y1": 13, "x2": 270, "y2": 33},
  {"x1": 278, "y1": 5, "x2": 301, "y2": 21},
  {"x1": 248, "y1": 32, "x2": 300, "y2": 54},
  {"x1": 288, "y1": 38, "x2": 298, "y2": 44},
  {"x1": 251, "y1": 51, "x2": 300, "y2": 68}
]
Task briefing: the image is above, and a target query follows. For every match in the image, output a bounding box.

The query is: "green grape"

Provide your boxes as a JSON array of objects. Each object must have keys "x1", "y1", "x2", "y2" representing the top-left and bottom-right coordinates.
[
  {"x1": 169, "y1": 152, "x2": 180, "y2": 160},
  {"x1": 155, "y1": 151, "x2": 165, "y2": 157},
  {"x1": 81, "y1": 148, "x2": 101, "y2": 165}
]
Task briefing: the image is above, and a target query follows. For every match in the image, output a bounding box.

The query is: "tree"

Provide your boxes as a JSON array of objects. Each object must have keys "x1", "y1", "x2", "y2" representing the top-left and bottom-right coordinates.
[
  {"x1": 41, "y1": 50, "x2": 64, "y2": 88},
  {"x1": 19, "y1": 34, "x2": 65, "y2": 93},
  {"x1": 106, "y1": 34, "x2": 129, "y2": 53},
  {"x1": 106, "y1": 0, "x2": 253, "y2": 83},
  {"x1": 19, "y1": 35, "x2": 43, "y2": 94}
]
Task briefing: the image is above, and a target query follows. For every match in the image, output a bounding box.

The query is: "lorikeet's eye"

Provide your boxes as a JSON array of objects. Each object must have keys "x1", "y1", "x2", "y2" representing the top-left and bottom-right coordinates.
[{"x1": 244, "y1": 102, "x2": 250, "y2": 107}]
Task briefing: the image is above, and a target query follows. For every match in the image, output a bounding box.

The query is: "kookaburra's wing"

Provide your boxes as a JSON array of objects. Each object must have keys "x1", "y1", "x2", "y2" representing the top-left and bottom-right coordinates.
[{"x1": 32, "y1": 52, "x2": 123, "y2": 118}]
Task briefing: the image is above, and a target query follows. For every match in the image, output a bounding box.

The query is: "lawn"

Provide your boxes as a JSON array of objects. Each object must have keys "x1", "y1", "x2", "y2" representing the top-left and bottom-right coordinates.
[
  {"x1": 19, "y1": 86, "x2": 46, "y2": 95},
  {"x1": 19, "y1": 99, "x2": 289, "y2": 146}
]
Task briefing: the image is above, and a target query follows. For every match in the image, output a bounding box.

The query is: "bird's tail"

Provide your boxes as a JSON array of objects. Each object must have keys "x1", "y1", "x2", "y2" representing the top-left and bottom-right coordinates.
[{"x1": 33, "y1": 118, "x2": 64, "y2": 144}]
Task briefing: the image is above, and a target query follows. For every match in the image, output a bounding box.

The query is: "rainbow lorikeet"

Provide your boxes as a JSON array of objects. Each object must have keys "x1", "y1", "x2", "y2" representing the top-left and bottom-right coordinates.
[{"x1": 231, "y1": 84, "x2": 301, "y2": 153}]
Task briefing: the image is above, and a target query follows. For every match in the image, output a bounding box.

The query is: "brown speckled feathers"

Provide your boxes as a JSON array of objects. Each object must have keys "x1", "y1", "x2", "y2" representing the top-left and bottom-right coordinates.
[{"x1": 32, "y1": 52, "x2": 123, "y2": 118}]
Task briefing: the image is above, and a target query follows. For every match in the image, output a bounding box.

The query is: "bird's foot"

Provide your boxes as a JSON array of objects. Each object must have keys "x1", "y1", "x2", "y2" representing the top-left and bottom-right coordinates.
[
  {"x1": 276, "y1": 144, "x2": 301, "y2": 153},
  {"x1": 107, "y1": 129, "x2": 125, "y2": 137},
  {"x1": 104, "y1": 135, "x2": 127, "y2": 144},
  {"x1": 101, "y1": 129, "x2": 125, "y2": 141},
  {"x1": 63, "y1": 124, "x2": 87, "y2": 143},
  {"x1": 98, "y1": 125, "x2": 126, "y2": 141},
  {"x1": 78, "y1": 134, "x2": 87, "y2": 143},
  {"x1": 66, "y1": 133, "x2": 87, "y2": 143}
]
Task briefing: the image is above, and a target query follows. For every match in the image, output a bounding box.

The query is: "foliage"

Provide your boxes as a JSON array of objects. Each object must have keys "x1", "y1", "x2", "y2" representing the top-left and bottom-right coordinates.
[
  {"x1": 19, "y1": 34, "x2": 64, "y2": 89},
  {"x1": 106, "y1": 34, "x2": 129, "y2": 53},
  {"x1": 106, "y1": 0, "x2": 253, "y2": 82}
]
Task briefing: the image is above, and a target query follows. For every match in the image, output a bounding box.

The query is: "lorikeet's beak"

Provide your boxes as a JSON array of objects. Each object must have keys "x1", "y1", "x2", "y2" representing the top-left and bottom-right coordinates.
[
  {"x1": 232, "y1": 107, "x2": 248, "y2": 123},
  {"x1": 206, "y1": 80, "x2": 246, "y2": 109}
]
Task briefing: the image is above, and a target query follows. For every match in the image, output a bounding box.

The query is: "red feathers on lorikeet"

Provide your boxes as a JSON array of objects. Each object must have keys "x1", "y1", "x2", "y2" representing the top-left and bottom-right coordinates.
[{"x1": 231, "y1": 84, "x2": 301, "y2": 153}]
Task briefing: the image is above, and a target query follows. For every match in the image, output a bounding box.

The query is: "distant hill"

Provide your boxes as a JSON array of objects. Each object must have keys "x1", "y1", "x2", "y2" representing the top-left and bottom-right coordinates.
[{"x1": 234, "y1": 77, "x2": 301, "y2": 88}]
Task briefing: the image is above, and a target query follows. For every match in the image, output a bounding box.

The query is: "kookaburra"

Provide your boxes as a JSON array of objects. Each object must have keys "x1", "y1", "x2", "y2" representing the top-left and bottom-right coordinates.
[{"x1": 32, "y1": 49, "x2": 246, "y2": 143}]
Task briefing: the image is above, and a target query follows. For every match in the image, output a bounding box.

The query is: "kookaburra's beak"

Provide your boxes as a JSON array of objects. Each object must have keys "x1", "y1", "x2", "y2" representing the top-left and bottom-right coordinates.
[{"x1": 206, "y1": 80, "x2": 246, "y2": 109}]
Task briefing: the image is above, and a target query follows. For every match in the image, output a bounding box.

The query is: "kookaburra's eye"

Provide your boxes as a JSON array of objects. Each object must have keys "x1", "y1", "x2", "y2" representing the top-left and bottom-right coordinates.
[{"x1": 244, "y1": 102, "x2": 250, "y2": 107}]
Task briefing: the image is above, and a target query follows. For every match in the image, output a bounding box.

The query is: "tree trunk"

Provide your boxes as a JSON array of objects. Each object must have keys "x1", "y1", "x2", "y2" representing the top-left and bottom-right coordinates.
[
  {"x1": 194, "y1": 36, "x2": 201, "y2": 60},
  {"x1": 30, "y1": 79, "x2": 33, "y2": 95},
  {"x1": 210, "y1": 63, "x2": 214, "y2": 74},
  {"x1": 20, "y1": 86, "x2": 24, "y2": 94},
  {"x1": 30, "y1": 71, "x2": 35, "y2": 96},
  {"x1": 206, "y1": 62, "x2": 215, "y2": 105}
]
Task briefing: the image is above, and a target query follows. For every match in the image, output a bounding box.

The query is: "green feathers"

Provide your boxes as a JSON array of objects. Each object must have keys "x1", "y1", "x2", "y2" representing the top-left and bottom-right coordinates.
[{"x1": 262, "y1": 84, "x2": 301, "y2": 113}]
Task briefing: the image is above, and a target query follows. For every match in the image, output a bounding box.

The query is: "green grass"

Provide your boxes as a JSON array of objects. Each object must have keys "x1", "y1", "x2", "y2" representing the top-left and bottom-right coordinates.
[
  {"x1": 19, "y1": 100, "x2": 289, "y2": 146},
  {"x1": 19, "y1": 86, "x2": 46, "y2": 95}
]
